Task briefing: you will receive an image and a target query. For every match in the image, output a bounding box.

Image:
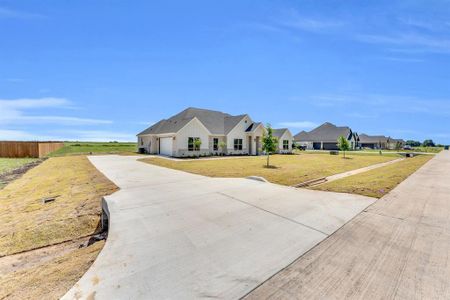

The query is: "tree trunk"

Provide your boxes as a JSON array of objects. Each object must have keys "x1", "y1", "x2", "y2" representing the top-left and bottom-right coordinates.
[{"x1": 266, "y1": 153, "x2": 270, "y2": 167}]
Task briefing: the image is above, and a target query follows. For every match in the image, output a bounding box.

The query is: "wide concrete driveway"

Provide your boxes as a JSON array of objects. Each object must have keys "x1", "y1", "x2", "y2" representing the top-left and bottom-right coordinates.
[{"x1": 64, "y1": 155, "x2": 374, "y2": 300}]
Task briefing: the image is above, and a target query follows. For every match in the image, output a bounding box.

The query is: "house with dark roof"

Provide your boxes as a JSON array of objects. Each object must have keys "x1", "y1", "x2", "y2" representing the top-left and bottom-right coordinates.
[
  {"x1": 358, "y1": 134, "x2": 389, "y2": 149},
  {"x1": 388, "y1": 138, "x2": 406, "y2": 150},
  {"x1": 293, "y1": 122, "x2": 357, "y2": 150},
  {"x1": 137, "y1": 107, "x2": 293, "y2": 157},
  {"x1": 358, "y1": 134, "x2": 405, "y2": 150}
]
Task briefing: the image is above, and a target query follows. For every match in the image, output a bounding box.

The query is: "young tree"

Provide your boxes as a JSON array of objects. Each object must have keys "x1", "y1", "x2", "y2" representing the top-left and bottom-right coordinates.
[
  {"x1": 218, "y1": 141, "x2": 227, "y2": 156},
  {"x1": 193, "y1": 138, "x2": 202, "y2": 157},
  {"x1": 262, "y1": 124, "x2": 278, "y2": 167},
  {"x1": 337, "y1": 135, "x2": 350, "y2": 158}
]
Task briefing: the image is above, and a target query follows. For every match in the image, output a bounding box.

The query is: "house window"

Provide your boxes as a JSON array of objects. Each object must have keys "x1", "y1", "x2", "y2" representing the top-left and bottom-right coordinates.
[
  {"x1": 234, "y1": 139, "x2": 243, "y2": 150},
  {"x1": 213, "y1": 138, "x2": 219, "y2": 151},
  {"x1": 283, "y1": 140, "x2": 289, "y2": 150},
  {"x1": 188, "y1": 137, "x2": 200, "y2": 151},
  {"x1": 140, "y1": 138, "x2": 143, "y2": 146}
]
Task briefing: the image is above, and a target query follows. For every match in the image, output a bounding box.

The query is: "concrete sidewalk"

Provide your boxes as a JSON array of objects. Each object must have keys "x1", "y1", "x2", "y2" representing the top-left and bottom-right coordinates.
[
  {"x1": 245, "y1": 150, "x2": 450, "y2": 300},
  {"x1": 63, "y1": 155, "x2": 375, "y2": 300},
  {"x1": 320, "y1": 157, "x2": 404, "y2": 184}
]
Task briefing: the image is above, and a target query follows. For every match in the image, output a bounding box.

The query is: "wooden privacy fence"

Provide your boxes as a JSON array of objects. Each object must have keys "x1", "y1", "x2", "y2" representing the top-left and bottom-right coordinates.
[{"x1": 0, "y1": 141, "x2": 64, "y2": 158}]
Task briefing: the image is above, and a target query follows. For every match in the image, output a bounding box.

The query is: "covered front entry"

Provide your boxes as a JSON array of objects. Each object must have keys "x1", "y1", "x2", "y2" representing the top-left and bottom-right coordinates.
[
  {"x1": 248, "y1": 135, "x2": 262, "y2": 155},
  {"x1": 159, "y1": 137, "x2": 173, "y2": 156}
]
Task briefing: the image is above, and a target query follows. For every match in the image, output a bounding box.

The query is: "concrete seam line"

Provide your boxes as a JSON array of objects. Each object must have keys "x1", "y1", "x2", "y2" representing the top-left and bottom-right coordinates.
[
  {"x1": 364, "y1": 210, "x2": 405, "y2": 221},
  {"x1": 217, "y1": 192, "x2": 329, "y2": 236}
]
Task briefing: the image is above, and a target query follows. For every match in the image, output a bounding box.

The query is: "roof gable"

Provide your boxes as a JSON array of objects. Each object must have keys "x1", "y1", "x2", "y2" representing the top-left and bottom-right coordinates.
[
  {"x1": 138, "y1": 108, "x2": 255, "y2": 136},
  {"x1": 272, "y1": 128, "x2": 288, "y2": 138},
  {"x1": 294, "y1": 122, "x2": 352, "y2": 142},
  {"x1": 359, "y1": 134, "x2": 389, "y2": 143},
  {"x1": 306, "y1": 122, "x2": 352, "y2": 142}
]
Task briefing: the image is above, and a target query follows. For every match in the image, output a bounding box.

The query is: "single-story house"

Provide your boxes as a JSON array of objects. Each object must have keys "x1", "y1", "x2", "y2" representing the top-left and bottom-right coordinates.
[
  {"x1": 388, "y1": 138, "x2": 406, "y2": 150},
  {"x1": 358, "y1": 134, "x2": 405, "y2": 150},
  {"x1": 358, "y1": 134, "x2": 390, "y2": 149},
  {"x1": 272, "y1": 128, "x2": 293, "y2": 154},
  {"x1": 293, "y1": 122, "x2": 357, "y2": 150},
  {"x1": 137, "y1": 107, "x2": 292, "y2": 157}
]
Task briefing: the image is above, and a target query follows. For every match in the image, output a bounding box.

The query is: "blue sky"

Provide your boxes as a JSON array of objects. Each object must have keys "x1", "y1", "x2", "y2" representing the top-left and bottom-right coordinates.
[{"x1": 1, "y1": 0, "x2": 449, "y2": 143}]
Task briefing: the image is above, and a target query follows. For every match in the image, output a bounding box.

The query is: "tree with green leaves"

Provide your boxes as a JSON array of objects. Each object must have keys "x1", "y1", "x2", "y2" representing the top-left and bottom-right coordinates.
[
  {"x1": 218, "y1": 141, "x2": 227, "y2": 156},
  {"x1": 337, "y1": 135, "x2": 350, "y2": 158},
  {"x1": 262, "y1": 124, "x2": 279, "y2": 167},
  {"x1": 422, "y1": 139, "x2": 435, "y2": 147},
  {"x1": 193, "y1": 138, "x2": 202, "y2": 157},
  {"x1": 406, "y1": 140, "x2": 421, "y2": 147}
]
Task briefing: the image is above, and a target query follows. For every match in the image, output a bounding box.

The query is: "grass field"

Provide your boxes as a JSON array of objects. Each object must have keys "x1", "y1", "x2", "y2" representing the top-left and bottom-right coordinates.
[
  {"x1": 0, "y1": 158, "x2": 39, "y2": 175},
  {"x1": 0, "y1": 156, "x2": 118, "y2": 299},
  {"x1": 351, "y1": 147, "x2": 443, "y2": 153},
  {"x1": 411, "y1": 146, "x2": 443, "y2": 153},
  {"x1": 311, "y1": 154, "x2": 433, "y2": 198},
  {"x1": 141, "y1": 153, "x2": 399, "y2": 186},
  {"x1": 48, "y1": 142, "x2": 137, "y2": 156}
]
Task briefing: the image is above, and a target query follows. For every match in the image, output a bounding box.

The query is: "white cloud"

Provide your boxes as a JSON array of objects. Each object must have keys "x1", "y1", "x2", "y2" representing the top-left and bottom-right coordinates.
[
  {"x1": 5, "y1": 78, "x2": 24, "y2": 83},
  {"x1": 0, "y1": 97, "x2": 70, "y2": 109},
  {"x1": 278, "y1": 121, "x2": 318, "y2": 129},
  {"x1": 398, "y1": 17, "x2": 436, "y2": 31},
  {"x1": 0, "y1": 129, "x2": 40, "y2": 141},
  {"x1": 356, "y1": 33, "x2": 450, "y2": 53},
  {"x1": 378, "y1": 56, "x2": 424, "y2": 63},
  {"x1": 0, "y1": 7, "x2": 44, "y2": 19},
  {"x1": 59, "y1": 130, "x2": 136, "y2": 142},
  {"x1": 6, "y1": 116, "x2": 112, "y2": 125},
  {"x1": 311, "y1": 93, "x2": 450, "y2": 116},
  {"x1": 280, "y1": 18, "x2": 344, "y2": 32},
  {"x1": 0, "y1": 129, "x2": 135, "y2": 142},
  {"x1": 0, "y1": 97, "x2": 112, "y2": 125},
  {"x1": 277, "y1": 9, "x2": 344, "y2": 33}
]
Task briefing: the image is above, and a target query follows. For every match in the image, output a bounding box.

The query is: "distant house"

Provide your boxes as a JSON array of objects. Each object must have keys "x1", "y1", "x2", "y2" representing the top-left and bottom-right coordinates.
[
  {"x1": 272, "y1": 128, "x2": 293, "y2": 154},
  {"x1": 358, "y1": 134, "x2": 390, "y2": 149},
  {"x1": 388, "y1": 138, "x2": 406, "y2": 150},
  {"x1": 293, "y1": 122, "x2": 357, "y2": 150},
  {"x1": 358, "y1": 134, "x2": 405, "y2": 150},
  {"x1": 137, "y1": 107, "x2": 292, "y2": 157}
]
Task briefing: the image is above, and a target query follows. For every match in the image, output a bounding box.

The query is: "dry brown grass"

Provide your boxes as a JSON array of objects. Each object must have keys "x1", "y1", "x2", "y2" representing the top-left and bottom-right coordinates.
[
  {"x1": 0, "y1": 156, "x2": 118, "y2": 299},
  {"x1": 311, "y1": 155, "x2": 433, "y2": 198},
  {"x1": 141, "y1": 153, "x2": 398, "y2": 186},
  {"x1": 0, "y1": 156, "x2": 117, "y2": 256},
  {"x1": 0, "y1": 240, "x2": 104, "y2": 300}
]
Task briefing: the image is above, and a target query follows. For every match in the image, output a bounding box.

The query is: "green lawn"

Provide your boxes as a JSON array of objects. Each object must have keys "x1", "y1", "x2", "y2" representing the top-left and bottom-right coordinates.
[
  {"x1": 48, "y1": 142, "x2": 137, "y2": 156},
  {"x1": 0, "y1": 158, "x2": 39, "y2": 175},
  {"x1": 140, "y1": 153, "x2": 399, "y2": 186},
  {"x1": 311, "y1": 154, "x2": 433, "y2": 198}
]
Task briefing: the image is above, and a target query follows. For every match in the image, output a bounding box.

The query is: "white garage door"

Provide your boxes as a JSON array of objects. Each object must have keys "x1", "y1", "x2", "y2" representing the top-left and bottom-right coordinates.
[{"x1": 159, "y1": 137, "x2": 173, "y2": 156}]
